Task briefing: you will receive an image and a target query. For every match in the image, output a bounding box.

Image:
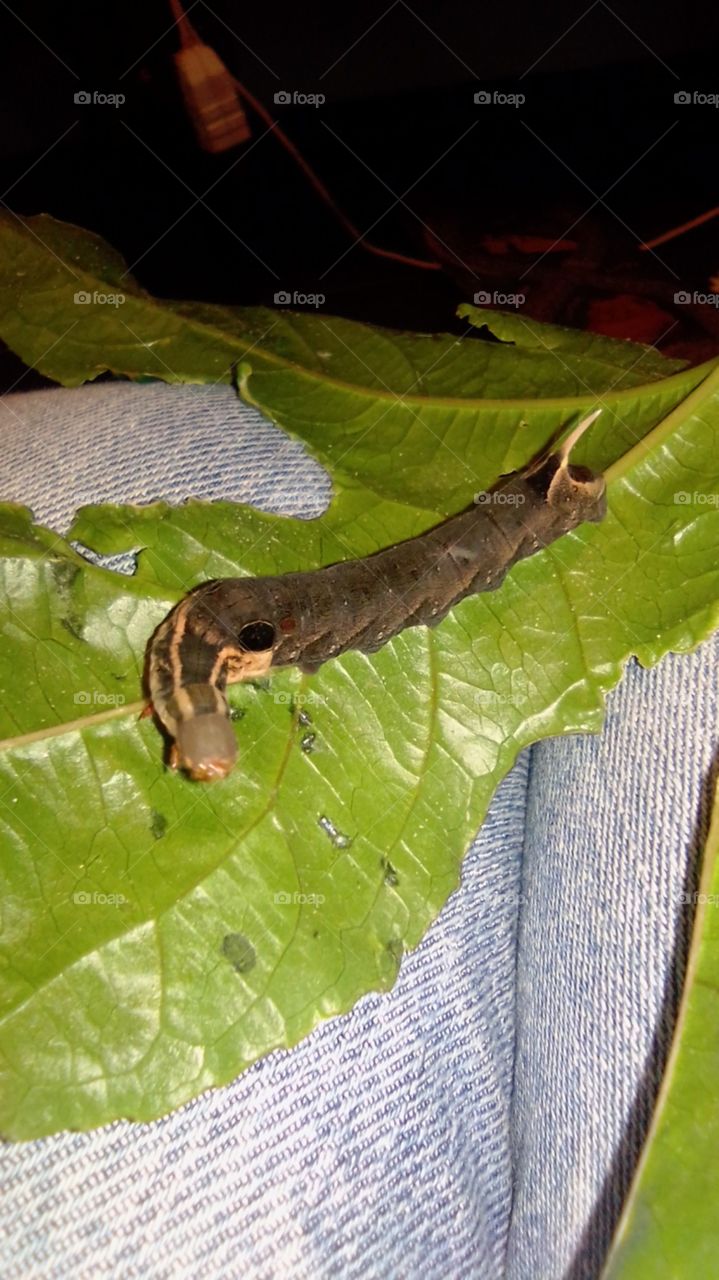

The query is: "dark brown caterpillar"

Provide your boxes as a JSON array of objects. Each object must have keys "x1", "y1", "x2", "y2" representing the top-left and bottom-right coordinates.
[{"x1": 147, "y1": 412, "x2": 605, "y2": 780}]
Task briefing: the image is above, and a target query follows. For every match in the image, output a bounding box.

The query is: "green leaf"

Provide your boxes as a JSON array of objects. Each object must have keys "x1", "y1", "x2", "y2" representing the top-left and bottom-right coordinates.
[
  {"x1": 0, "y1": 212, "x2": 686, "y2": 400},
  {"x1": 457, "y1": 301, "x2": 684, "y2": 381},
  {"x1": 0, "y1": 214, "x2": 718, "y2": 1140},
  {"x1": 603, "y1": 780, "x2": 719, "y2": 1277}
]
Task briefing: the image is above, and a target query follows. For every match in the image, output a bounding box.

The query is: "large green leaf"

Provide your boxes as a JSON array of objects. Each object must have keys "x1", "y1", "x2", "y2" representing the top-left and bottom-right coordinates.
[
  {"x1": 603, "y1": 781, "x2": 719, "y2": 1277},
  {"x1": 0, "y1": 214, "x2": 718, "y2": 1141}
]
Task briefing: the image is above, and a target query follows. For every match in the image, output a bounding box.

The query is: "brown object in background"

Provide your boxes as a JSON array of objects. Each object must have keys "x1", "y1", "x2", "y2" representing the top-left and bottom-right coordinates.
[
  {"x1": 421, "y1": 200, "x2": 719, "y2": 360},
  {"x1": 174, "y1": 42, "x2": 252, "y2": 154}
]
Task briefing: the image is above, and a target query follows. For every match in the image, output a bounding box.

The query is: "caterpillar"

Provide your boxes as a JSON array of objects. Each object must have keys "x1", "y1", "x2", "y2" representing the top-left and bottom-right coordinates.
[{"x1": 146, "y1": 410, "x2": 606, "y2": 780}]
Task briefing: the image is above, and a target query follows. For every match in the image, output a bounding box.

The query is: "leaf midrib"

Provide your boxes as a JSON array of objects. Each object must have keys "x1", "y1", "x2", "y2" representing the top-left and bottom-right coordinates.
[
  {"x1": 194, "y1": 307, "x2": 718, "y2": 411},
  {"x1": 605, "y1": 360, "x2": 719, "y2": 483},
  {"x1": 13, "y1": 228, "x2": 710, "y2": 413}
]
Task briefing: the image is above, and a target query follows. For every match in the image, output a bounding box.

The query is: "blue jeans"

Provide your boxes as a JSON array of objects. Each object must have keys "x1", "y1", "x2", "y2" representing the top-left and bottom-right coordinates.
[{"x1": 2, "y1": 383, "x2": 715, "y2": 1279}]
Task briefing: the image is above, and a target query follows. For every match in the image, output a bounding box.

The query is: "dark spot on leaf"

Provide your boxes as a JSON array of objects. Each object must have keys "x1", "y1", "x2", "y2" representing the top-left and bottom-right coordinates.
[
  {"x1": 221, "y1": 932, "x2": 256, "y2": 973},
  {"x1": 60, "y1": 617, "x2": 85, "y2": 641},
  {"x1": 298, "y1": 709, "x2": 312, "y2": 727},
  {"x1": 49, "y1": 560, "x2": 81, "y2": 594},
  {"x1": 150, "y1": 809, "x2": 167, "y2": 840},
  {"x1": 50, "y1": 560, "x2": 85, "y2": 639},
  {"x1": 386, "y1": 937, "x2": 404, "y2": 966},
  {"x1": 300, "y1": 732, "x2": 316, "y2": 754},
  {"x1": 229, "y1": 706, "x2": 246, "y2": 722},
  {"x1": 381, "y1": 858, "x2": 399, "y2": 887}
]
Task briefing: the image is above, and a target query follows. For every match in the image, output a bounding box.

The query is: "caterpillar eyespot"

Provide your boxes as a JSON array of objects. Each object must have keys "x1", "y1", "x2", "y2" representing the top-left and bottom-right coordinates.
[
  {"x1": 146, "y1": 410, "x2": 606, "y2": 781},
  {"x1": 238, "y1": 620, "x2": 276, "y2": 651}
]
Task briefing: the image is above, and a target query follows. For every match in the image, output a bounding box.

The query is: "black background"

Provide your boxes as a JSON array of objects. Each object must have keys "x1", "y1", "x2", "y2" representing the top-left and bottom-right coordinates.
[{"x1": 1, "y1": 1, "x2": 718, "y2": 347}]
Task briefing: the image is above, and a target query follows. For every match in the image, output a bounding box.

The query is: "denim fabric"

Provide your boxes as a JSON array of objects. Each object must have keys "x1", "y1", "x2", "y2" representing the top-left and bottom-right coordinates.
[
  {"x1": 1, "y1": 384, "x2": 715, "y2": 1279},
  {"x1": 509, "y1": 646, "x2": 717, "y2": 1279},
  {"x1": 0, "y1": 381, "x2": 331, "y2": 530}
]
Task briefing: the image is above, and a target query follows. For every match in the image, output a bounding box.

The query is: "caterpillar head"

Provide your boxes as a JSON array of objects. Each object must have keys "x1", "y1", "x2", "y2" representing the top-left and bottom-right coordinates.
[{"x1": 172, "y1": 713, "x2": 238, "y2": 782}]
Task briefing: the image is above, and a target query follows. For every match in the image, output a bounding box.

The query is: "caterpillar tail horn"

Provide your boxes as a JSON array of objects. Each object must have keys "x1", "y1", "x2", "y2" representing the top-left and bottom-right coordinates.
[{"x1": 557, "y1": 408, "x2": 602, "y2": 463}]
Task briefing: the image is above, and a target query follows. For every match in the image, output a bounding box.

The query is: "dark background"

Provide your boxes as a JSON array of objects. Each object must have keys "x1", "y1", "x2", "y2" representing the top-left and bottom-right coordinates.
[{"x1": 2, "y1": 0, "x2": 719, "y2": 379}]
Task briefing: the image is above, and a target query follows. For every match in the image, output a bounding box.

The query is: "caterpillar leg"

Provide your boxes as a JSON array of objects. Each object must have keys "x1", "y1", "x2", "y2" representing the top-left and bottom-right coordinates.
[{"x1": 298, "y1": 659, "x2": 324, "y2": 675}]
